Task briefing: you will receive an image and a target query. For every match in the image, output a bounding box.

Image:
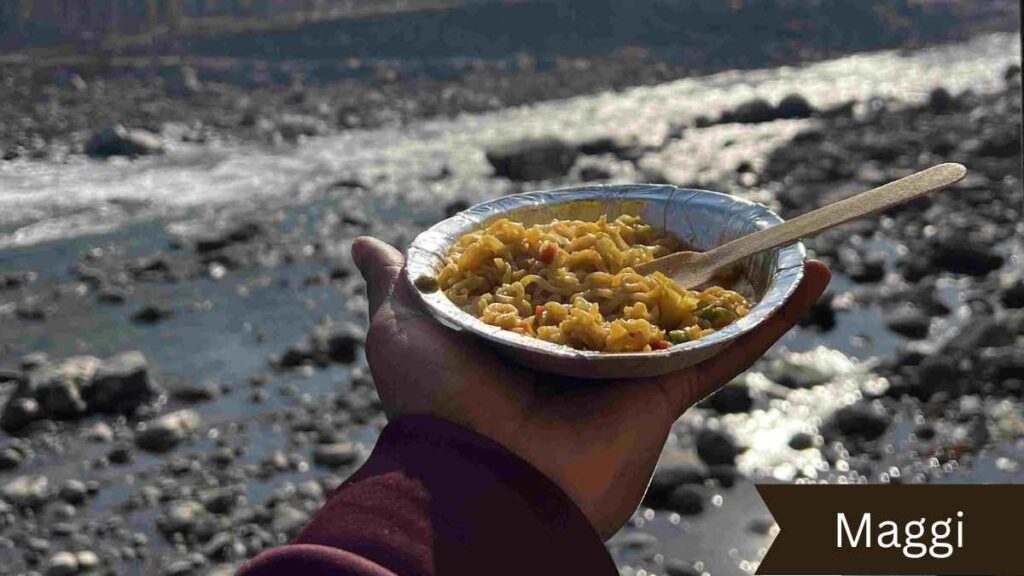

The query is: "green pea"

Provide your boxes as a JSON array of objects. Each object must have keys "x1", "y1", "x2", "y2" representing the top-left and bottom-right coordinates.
[
  {"x1": 668, "y1": 330, "x2": 688, "y2": 344},
  {"x1": 414, "y1": 274, "x2": 440, "y2": 293}
]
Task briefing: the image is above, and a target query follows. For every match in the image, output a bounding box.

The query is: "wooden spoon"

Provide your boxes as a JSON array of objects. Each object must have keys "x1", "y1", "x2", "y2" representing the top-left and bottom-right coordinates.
[{"x1": 633, "y1": 163, "x2": 967, "y2": 289}]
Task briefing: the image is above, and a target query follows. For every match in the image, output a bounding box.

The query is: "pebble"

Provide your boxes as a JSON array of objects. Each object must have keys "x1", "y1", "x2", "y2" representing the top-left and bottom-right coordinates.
[
  {"x1": 1, "y1": 475, "x2": 50, "y2": 507},
  {"x1": 884, "y1": 305, "x2": 931, "y2": 339},
  {"x1": 696, "y1": 429, "x2": 741, "y2": 466},
  {"x1": 58, "y1": 480, "x2": 88, "y2": 505},
  {"x1": 312, "y1": 442, "x2": 358, "y2": 468},
  {"x1": 824, "y1": 403, "x2": 892, "y2": 441},
  {"x1": 43, "y1": 551, "x2": 78, "y2": 576},
  {"x1": 135, "y1": 410, "x2": 202, "y2": 452},
  {"x1": 666, "y1": 485, "x2": 705, "y2": 515},
  {"x1": 705, "y1": 382, "x2": 753, "y2": 414}
]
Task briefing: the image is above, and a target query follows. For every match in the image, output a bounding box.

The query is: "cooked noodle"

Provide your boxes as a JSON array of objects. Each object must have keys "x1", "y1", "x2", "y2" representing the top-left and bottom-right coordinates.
[{"x1": 436, "y1": 215, "x2": 751, "y2": 352}]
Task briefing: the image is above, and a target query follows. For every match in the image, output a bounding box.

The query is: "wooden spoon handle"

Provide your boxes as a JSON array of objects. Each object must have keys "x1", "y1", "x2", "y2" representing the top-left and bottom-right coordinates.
[{"x1": 704, "y1": 162, "x2": 966, "y2": 268}]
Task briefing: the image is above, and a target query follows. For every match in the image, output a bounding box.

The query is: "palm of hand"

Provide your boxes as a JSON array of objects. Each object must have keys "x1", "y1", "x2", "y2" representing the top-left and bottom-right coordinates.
[{"x1": 354, "y1": 237, "x2": 829, "y2": 539}]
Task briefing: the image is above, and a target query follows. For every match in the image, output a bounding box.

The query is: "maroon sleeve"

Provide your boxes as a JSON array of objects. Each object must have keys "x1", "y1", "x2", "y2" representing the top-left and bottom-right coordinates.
[{"x1": 238, "y1": 415, "x2": 617, "y2": 576}]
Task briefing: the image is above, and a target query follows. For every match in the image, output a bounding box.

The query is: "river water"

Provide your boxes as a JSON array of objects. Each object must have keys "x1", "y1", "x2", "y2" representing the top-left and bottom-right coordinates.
[{"x1": 0, "y1": 32, "x2": 1021, "y2": 576}]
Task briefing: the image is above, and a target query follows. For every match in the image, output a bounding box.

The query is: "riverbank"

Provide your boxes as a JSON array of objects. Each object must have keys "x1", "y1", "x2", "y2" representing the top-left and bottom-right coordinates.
[{"x1": 0, "y1": 30, "x2": 1021, "y2": 576}]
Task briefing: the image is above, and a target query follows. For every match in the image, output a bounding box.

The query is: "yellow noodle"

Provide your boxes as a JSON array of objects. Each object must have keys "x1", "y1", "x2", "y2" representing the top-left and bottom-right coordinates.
[{"x1": 438, "y1": 214, "x2": 751, "y2": 352}]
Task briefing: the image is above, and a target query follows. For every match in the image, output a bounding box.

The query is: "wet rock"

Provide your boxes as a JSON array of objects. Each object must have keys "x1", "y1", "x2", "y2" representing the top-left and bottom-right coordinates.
[
  {"x1": 87, "y1": 351, "x2": 160, "y2": 413},
  {"x1": 721, "y1": 98, "x2": 775, "y2": 124},
  {"x1": 1, "y1": 397, "x2": 40, "y2": 432},
  {"x1": 20, "y1": 351, "x2": 48, "y2": 371},
  {"x1": 33, "y1": 356, "x2": 99, "y2": 418},
  {"x1": 168, "y1": 379, "x2": 221, "y2": 403},
  {"x1": 977, "y1": 126, "x2": 1020, "y2": 158},
  {"x1": 158, "y1": 500, "x2": 206, "y2": 535},
  {"x1": 271, "y1": 504, "x2": 309, "y2": 538},
  {"x1": 696, "y1": 429, "x2": 741, "y2": 466},
  {"x1": 276, "y1": 114, "x2": 329, "y2": 141},
  {"x1": 58, "y1": 480, "x2": 88, "y2": 505},
  {"x1": 108, "y1": 444, "x2": 134, "y2": 464},
  {"x1": 664, "y1": 560, "x2": 701, "y2": 576},
  {"x1": 86, "y1": 124, "x2": 164, "y2": 158},
  {"x1": 927, "y1": 87, "x2": 955, "y2": 113},
  {"x1": 913, "y1": 355, "x2": 963, "y2": 399},
  {"x1": 311, "y1": 322, "x2": 366, "y2": 364},
  {"x1": 313, "y1": 442, "x2": 358, "y2": 468},
  {"x1": 578, "y1": 164, "x2": 612, "y2": 181},
  {"x1": 646, "y1": 462, "x2": 708, "y2": 505},
  {"x1": 824, "y1": 403, "x2": 891, "y2": 441},
  {"x1": 96, "y1": 285, "x2": 130, "y2": 304},
  {"x1": 76, "y1": 550, "x2": 100, "y2": 572},
  {"x1": 190, "y1": 221, "x2": 265, "y2": 253},
  {"x1": 708, "y1": 464, "x2": 739, "y2": 488},
  {"x1": 0, "y1": 270, "x2": 37, "y2": 290},
  {"x1": 1001, "y1": 280, "x2": 1024, "y2": 309},
  {"x1": 666, "y1": 485, "x2": 705, "y2": 515},
  {"x1": 929, "y1": 237, "x2": 1004, "y2": 276},
  {"x1": 798, "y1": 291, "x2": 836, "y2": 331},
  {"x1": 788, "y1": 432, "x2": 816, "y2": 450},
  {"x1": 775, "y1": 93, "x2": 815, "y2": 119},
  {"x1": 0, "y1": 447, "x2": 22, "y2": 470},
  {"x1": 486, "y1": 137, "x2": 578, "y2": 181},
  {"x1": 444, "y1": 199, "x2": 471, "y2": 219},
  {"x1": 44, "y1": 551, "x2": 78, "y2": 576},
  {"x1": 132, "y1": 304, "x2": 174, "y2": 324},
  {"x1": 884, "y1": 305, "x2": 930, "y2": 339},
  {"x1": 136, "y1": 409, "x2": 201, "y2": 452},
  {"x1": 942, "y1": 318, "x2": 1015, "y2": 357},
  {"x1": 85, "y1": 421, "x2": 115, "y2": 443},
  {"x1": 705, "y1": 381, "x2": 753, "y2": 414},
  {"x1": 2, "y1": 475, "x2": 50, "y2": 507},
  {"x1": 278, "y1": 342, "x2": 316, "y2": 368}
]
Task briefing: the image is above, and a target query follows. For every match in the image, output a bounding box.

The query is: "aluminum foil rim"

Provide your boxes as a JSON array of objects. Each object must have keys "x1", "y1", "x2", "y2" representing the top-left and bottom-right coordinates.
[{"x1": 404, "y1": 184, "x2": 806, "y2": 364}]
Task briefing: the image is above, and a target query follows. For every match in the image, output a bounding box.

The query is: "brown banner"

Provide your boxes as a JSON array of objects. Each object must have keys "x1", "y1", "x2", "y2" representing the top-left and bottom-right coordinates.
[{"x1": 756, "y1": 484, "x2": 1024, "y2": 575}]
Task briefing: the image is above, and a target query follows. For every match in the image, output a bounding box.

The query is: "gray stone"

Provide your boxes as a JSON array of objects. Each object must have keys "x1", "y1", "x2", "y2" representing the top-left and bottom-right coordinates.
[
  {"x1": 86, "y1": 124, "x2": 164, "y2": 158},
  {"x1": 696, "y1": 429, "x2": 741, "y2": 466},
  {"x1": 87, "y1": 351, "x2": 160, "y2": 413},
  {"x1": 158, "y1": 500, "x2": 206, "y2": 535},
  {"x1": 1, "y1": 397, "x2": 39, "y2": 431},
  {"x1": 44, "y1": 551, "x2": 78, "y2": 576},
  {"x1": 58, "y1": 480, "x2": 88, "y2": 505},
  {"x1": 311, "y1": 322, "x2": 366, "y2": 364},
  {"x1": 271, "y1": 504, "x2": 309, "y2": 538},
  {"x1": 136, "y1": 409, "x2": 201, "y2": 453},
  {"x1": 2, "y1": 475, "x2": 50, "y2": 507},
  {"x1": 312, "y1": 443, "x2": 358, "y2": 468},
  {"x1": 885, "y1": 305, "x2": 931, "y2": 339},
  {"x1": 486, "y1": 137, "x2": 578, "y2": 181}
]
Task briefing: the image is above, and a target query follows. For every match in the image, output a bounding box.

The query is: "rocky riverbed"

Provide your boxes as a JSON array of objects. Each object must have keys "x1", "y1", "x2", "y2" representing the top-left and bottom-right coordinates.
[{"x1": 0, "y1": 31, "x2": 1021, "y2": 576}]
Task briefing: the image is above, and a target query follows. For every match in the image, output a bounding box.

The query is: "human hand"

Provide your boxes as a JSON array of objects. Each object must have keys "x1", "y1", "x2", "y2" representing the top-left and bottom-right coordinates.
[{"x1": 351, "y1": 236, "x2": 830, "y2": 539}]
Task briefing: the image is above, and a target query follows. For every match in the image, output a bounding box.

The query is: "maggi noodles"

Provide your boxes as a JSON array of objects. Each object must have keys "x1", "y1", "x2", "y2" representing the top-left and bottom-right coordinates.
[{"x1": 436, "y1": 215, "x2": 751, "y2": 352}]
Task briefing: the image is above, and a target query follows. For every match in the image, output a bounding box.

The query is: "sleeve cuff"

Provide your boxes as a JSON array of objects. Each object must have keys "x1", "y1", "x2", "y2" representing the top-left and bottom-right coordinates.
[{"x1": 289, "y1": 414, "x2": 617, "y2": 576}]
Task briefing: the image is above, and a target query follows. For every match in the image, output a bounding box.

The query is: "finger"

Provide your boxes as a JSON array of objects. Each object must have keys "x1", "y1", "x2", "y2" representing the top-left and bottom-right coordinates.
[
  {"x1": 351, "y1": 236, "x2": 405, "y2": 318},
  {"x1": 694, "y1": 259, "x2": 831, "y2": 393}
]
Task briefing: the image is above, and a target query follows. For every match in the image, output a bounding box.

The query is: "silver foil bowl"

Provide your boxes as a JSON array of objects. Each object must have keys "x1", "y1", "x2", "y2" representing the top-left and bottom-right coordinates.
[{"x1": 405, "y1": 185, "x2": 805, "y2": 379}]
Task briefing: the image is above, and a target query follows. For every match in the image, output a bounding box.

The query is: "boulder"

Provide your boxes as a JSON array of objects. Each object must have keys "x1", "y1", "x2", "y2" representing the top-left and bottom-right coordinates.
[
  {"x1": 705, "y1": 381, "x2": 753, "y2": 414},
  {"x1": 775, "y1": 93, "x2": 815, "y2": 119},
  {"x1": 823, "y1": 403, "x2": 891, "y2": 441},
  {"x1": 486, "y1": 137, "x2": 578, "y2": 181},
  {"x1": 722, "y1": 98, "x2": 776, "y2": 124},
  {"x1": 86, "y1": 351, "x2": 160, "y2": 413},
  {"x1": 86, "y1": 124, "x2": 164, "y2": 158},
  {"x1": 1, "y1": 475, "x2": 50, "y2": 507},
  {"x1": 311, "y1": 322, "x2": 366, "y2": 364},
  {"x1": 135, "y1": 409, "x2": 201, "y2": 452},
  {"x1": 884, "y1": 305, "x2": 931, "y2": 339},
  {"x1": 696, "y1": 429, "x2": 741, "y2": 466}
]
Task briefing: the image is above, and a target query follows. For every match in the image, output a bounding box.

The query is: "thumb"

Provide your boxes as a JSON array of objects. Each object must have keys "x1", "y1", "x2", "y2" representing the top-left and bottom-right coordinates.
[{"x1": 351, "y1": 236, "x2": 405, "y2": 318}]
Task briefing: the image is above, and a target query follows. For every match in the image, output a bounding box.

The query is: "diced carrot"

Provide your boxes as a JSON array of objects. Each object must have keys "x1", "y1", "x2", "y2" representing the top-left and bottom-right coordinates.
[
  {"x1": 534, "y1": 305, "x2": 545, "y2": 318},
  {"x1": 539, "y1": 244, "x2": 557, "y2": 264},
  {"x1": 651, "y1": 340, "x2": 671, "y2": 350}
]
